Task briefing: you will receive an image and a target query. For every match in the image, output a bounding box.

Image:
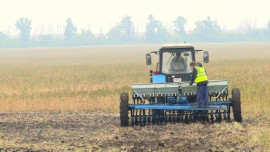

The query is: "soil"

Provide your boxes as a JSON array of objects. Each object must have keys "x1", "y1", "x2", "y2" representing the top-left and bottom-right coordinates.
[{"x1": 0, "y1": 112, "x2": 265, "y2": 152}]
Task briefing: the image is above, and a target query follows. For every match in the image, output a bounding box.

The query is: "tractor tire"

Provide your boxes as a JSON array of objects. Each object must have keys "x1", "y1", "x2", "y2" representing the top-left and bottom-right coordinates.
[
  {"x1": 232, "y1": 88, "x2": 242, "y2": 122},
  {"x1": 120, "y1": 92, "x2": 129, "y2": 126}
]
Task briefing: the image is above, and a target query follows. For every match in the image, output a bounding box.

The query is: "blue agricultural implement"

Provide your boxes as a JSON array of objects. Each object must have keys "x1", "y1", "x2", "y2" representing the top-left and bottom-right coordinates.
[{"x1": 120, "y1": 43, "x2": 242, "y2": 126}]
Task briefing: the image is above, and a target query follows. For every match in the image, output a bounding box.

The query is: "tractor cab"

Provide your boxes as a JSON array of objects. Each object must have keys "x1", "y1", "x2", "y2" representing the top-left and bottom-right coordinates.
[{"x1": 146, "y1": 43, "x2": 209, "y2": 83}]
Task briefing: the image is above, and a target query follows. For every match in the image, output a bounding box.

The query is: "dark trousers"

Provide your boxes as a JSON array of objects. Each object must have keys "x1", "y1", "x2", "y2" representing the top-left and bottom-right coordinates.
[{"x1": 197, "y1": 84, "x2": 209, "y2": 107}]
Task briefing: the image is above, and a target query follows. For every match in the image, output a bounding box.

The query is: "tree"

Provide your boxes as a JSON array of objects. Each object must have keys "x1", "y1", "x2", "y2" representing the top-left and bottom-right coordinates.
[
  {"x1": 145, "y1": 14, "x2": 169, "y2": 43},
  {"x1": 119, "y1": 16, "x2": 134, "y2": 41},
  {"x1": 194, "y1": 17, "x2": 221, "y2": 35},
  {"x1": 77, "y1": 29, "x2": 95, "y2": 45},
  {"x1": 107, "y1": 26, "x2": 121, "y2": 43},
  {"x1": 173, "y1": 16, "x2": 187, "y2": 35},
  {"x1": 15, "y1": 17, "x2": 32, "y2": 41},
  {"x1": 0, "y1": 32, "x2": 7, "y2": 41},
  {"x1": 266, "y1": 21, "x2": 270, "y2": 35},
  {"x1": 239, "y1": 18, "x2": 257, "y2": 37},
  {"x1": 64, "y1": 18, "x2": 77, "y2": 40},
  {"x1": 173, "y1": 16, "x2": 187, "y2": 41},
  {"x1": 192, "y1": 17, "x2": 221, "y2": 41},
  {"x1": 107, "y1": 16, "x2": 135, "y2": 43}
]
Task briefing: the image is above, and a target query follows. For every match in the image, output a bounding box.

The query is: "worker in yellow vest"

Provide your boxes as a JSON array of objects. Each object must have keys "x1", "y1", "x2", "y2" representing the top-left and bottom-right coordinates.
[{"x1": 189, "y1": 61, "x2": 209, "y2": 107}]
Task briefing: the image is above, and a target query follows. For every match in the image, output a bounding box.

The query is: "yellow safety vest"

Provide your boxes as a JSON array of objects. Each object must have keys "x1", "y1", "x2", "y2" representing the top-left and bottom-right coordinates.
[{"x1": 195, "y1": 66, "x2": 208, "y2": 83}]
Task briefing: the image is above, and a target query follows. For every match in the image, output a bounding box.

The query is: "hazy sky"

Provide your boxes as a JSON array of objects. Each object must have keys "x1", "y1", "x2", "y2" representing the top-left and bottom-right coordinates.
[{"x1": 1, "y1": 0, "x2": 270, "y2": 35}]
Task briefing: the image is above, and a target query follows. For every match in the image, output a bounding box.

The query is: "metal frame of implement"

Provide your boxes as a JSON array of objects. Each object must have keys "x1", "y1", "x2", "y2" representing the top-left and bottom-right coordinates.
[{"x1": 128, "y1": 101, "x2": 232, "y2": 111}]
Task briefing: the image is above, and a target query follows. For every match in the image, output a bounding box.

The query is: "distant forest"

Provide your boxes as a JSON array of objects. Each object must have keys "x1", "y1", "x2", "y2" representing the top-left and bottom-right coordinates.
[{"x1": 1, "y1": 15, "x2": 270, "y2": 48}]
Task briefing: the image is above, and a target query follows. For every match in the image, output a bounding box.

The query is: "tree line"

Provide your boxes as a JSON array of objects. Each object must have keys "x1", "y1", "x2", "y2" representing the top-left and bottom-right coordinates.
[{"x1": 1, "y1": 15, "x2": 270, "y2": 48}]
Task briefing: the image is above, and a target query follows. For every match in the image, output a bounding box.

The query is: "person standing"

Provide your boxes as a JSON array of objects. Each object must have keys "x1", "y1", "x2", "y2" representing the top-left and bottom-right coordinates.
[{"x1": 189, "y1": 61, "x2": 209, "y2": 107}]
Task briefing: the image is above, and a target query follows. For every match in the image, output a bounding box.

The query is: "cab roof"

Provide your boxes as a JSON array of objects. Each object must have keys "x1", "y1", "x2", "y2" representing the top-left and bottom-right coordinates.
[{"x1": 160, "y1": 43, "x2": 194, "y2": 49}]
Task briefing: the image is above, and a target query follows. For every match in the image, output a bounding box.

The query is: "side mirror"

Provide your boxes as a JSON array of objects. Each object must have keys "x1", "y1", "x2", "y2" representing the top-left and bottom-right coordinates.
[
  {"x1": 203, "y1": 51, "x2": 209, "y2": 63},
  {"x1": 146, "y1": 53, "x2": 151, "y2": 65}
]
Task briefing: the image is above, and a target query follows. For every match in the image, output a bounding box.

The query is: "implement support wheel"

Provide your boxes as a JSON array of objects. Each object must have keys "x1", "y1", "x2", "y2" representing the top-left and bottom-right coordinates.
[
  {"x1": 232, "y1": 88, "x2": 242, "y2": 122},
  {"x1": 120, "y1": 92, "x2": 129, "y2": 126}
]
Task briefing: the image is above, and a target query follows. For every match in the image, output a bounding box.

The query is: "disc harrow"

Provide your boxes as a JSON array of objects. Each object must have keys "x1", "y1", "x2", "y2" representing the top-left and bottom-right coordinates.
[{"x1": 122, "y1": 94, "x2": 233, "y2": 126}]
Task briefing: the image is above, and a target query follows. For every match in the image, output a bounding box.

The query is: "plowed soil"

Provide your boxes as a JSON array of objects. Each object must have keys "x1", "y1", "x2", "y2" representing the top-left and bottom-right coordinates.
[{"x1": 0, "y1": 112, "x2": 267, "y2": 151}]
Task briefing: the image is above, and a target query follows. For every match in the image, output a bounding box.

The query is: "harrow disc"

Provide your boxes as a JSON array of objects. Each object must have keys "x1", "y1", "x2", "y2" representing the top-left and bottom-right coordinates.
[
  {"x1": 130, "y1": 109, "x2": 231, "y2": 126},
  {"x1": 126, "y1": 95, "x2": 233, "y2": 126}
]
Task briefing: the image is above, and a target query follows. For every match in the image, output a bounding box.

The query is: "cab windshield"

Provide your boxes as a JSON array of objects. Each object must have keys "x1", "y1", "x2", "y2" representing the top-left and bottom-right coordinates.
[{"x1": 161, "y1": 51, "x2": 193, "y2": 74}]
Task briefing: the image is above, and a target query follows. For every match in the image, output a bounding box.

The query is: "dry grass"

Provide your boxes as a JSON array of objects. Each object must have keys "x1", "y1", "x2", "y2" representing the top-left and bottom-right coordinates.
[
  {"x1": 0, "y1": 43, "x2": 270, "y2": 150},
  {"x1": 0, "y1": 43, "x2": 269, "y2": 114}
]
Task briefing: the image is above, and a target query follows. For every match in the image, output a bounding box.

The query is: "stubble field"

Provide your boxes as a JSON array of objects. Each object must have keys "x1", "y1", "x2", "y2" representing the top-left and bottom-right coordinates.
[{"x1": 0, "y1": 43, "x2": 269, "y2": 151}]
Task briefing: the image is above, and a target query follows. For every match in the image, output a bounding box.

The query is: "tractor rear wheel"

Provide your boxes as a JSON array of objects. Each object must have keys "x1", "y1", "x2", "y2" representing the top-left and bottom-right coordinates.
[
  {"x1": 232, "y1": 88, "x2": 242, "y2": 122},
  {"x1": 120, "y1": 92, "x2": 129, "y2": 126}
]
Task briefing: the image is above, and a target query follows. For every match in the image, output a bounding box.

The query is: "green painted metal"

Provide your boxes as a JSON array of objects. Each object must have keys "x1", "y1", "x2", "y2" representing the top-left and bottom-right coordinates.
[
  {"x1": 132, "y1": 80, "x2": 228, "y2": 97},
  {"x1": 132, "y1": 83, "x2": 179, "y2": 98},
  {"x1": 181, "y1": 80, "x2": 228, "y2": 96}
]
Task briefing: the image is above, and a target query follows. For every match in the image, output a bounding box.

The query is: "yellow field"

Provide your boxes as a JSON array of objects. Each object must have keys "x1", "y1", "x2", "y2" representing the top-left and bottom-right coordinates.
[
  {"x1": 0, "y1": 42, "x2": 270, "y2": 150},
  {"x1": 0, "y1": 43, "x2": 269, "y2": 114}
]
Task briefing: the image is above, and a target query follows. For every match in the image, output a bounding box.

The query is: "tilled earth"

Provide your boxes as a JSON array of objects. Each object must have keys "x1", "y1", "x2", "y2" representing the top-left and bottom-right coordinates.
[{"x1": 0, "y1": 112, "x2": 267, "y2": 151}]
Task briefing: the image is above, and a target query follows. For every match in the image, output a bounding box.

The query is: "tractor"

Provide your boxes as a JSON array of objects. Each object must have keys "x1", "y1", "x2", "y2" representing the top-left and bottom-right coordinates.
[{"x1": 120, "y1": 43, "x2": 242, "y2": 126}]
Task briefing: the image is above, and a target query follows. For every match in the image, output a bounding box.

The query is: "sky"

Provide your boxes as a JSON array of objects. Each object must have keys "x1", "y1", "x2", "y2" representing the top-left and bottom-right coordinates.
[{"x1": 0, "y1": 0, "x2": 270, "y2": 35}]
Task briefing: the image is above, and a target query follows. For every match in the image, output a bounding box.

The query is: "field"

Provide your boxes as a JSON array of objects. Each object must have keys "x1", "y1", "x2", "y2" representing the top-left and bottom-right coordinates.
[{"x1": 0, "y1": 43, "x2": 269, "y2": 151}]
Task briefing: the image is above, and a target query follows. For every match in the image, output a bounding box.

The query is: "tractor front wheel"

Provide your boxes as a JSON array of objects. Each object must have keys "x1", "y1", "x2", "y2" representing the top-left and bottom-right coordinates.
[
  {"x1": 232, "y1": 88, "x2": 242, "y2": 122},
  {"x1": 120, "y1": 92, "x2": 129, "y2": 126}
]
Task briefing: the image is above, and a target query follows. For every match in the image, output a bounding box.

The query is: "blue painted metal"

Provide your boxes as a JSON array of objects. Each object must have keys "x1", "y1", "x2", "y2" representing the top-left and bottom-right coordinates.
[
  {"x1": 180, "y1": 96, "x2": 187, "y2": 102},
  {"x1": 128, "y1": 101, "x2": 232, "y2": 111},
  {"x1": 152, "y1": 74, "x2": 166, "y2": 83},
  {"x1": 167, "y1": 96, "x2": 176, "y2": 103},
  {"x1": 166, "y1": 96, "x2": 187, "y2": 103}
]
